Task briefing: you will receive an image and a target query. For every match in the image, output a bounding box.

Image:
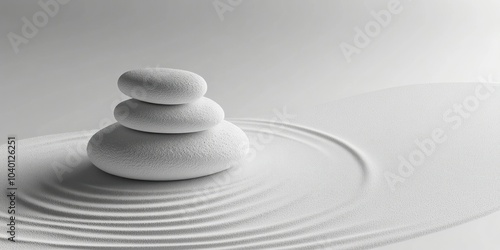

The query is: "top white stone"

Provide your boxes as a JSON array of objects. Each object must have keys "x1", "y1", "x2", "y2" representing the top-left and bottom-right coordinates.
[{"x1": 118, "y1": 68, "x2": 207, "y2": 105}]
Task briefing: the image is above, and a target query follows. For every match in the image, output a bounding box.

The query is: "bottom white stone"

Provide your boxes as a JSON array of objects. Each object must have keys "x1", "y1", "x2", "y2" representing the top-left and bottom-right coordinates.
[{"x1": 87, "y1": 120, "x2": 249, "y2": 181}]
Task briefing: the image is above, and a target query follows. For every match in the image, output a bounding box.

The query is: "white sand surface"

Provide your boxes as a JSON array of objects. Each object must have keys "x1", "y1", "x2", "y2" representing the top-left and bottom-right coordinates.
[{"x1": 1, "y1": 83, "x2": 499, "y2": 249}]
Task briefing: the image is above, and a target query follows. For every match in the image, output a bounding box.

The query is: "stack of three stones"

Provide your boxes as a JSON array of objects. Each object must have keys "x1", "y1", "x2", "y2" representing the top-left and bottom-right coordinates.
[{"x1": 87, "y1": 68, "x2": 249, "y2": 181}]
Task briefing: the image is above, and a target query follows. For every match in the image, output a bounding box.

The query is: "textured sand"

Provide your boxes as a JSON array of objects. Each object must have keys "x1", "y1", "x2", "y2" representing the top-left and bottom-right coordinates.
[{"x1": 1, "y1": 83, "x2": 499, "y2": 249}]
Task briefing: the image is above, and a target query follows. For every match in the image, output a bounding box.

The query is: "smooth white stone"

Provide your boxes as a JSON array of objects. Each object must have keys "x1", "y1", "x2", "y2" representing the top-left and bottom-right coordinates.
[
  {"x1": 118, "y1": 68, "x2": 207, "y2": 105},
  {"x1": 87, "y1": 121, "x2": 249, "y2": 181},
  {"x1": 114, "y1": 97, "x2": 224, "y2": 134}
]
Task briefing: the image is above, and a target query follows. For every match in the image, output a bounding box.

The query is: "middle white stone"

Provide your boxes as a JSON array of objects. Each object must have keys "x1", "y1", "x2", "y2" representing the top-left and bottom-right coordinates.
[{"x1": 114, "y1": 97, "x2": 224, "y2": 134}]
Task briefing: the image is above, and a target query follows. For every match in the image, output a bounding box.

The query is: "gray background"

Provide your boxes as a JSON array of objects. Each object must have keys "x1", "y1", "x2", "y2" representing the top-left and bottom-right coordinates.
[{"x1": 1, "y1": 0, "x2": 499, "y2": 249}]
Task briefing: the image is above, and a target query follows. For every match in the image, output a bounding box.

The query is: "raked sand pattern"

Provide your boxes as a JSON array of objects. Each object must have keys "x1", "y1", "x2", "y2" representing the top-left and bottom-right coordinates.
[{"x1": 1, "y1": 83, "x2": 499, "y2": 249}]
